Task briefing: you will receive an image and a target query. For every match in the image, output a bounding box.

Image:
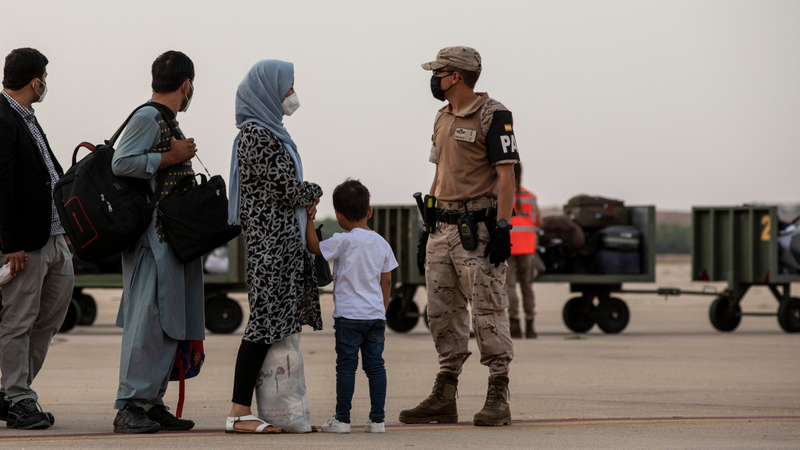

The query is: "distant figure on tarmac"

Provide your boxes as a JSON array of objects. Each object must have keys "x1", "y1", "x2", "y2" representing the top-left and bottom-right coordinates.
[
  {"x1": 400, "y1": 46, "x2": 520, "y2": 427},
  {"x1": 507, "y1": 163, "x2": 541, "y2": 339},
  {"x1": 0, "y1": 47, "x2": 73, "y2": 430},
  {"x1": 111, "y1": 51, "x2": 203, "y2": 434}
]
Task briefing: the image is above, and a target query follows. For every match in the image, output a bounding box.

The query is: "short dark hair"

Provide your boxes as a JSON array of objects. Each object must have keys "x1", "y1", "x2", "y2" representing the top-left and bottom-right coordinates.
[
  {"x1": 3, "y1": 48, "x2": 48, "y2": 91},
  {"x1": 446, "y1": 66, "x2": 480, "y2": 89},
  {"x1": 151, "y1": 51, "x2": 194, "y2": 93},
  {"x1": 333, "y1": 179, "x2": 371, "y2": 222}
]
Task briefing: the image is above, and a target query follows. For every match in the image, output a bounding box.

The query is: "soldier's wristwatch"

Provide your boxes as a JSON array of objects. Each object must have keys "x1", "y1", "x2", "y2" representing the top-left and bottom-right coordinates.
[{"x1": 496, "y1": 219, "x2": 509, "y2": 230}]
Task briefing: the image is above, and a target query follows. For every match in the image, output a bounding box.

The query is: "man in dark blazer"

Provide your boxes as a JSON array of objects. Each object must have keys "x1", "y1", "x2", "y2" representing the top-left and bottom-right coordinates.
[{"x1": 0, "y1": 48, "x2": 73, "y2": 430}]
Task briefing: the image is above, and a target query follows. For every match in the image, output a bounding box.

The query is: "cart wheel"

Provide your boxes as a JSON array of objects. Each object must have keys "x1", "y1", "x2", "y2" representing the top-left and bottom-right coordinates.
[
  {"x1": 709, "y1": 296, "x2": 741, "y2": 332},
  {"x1": 205, "y1": 296, "x2": 243, "y2": 334},
  {"x1": 386, "y1": 297, "x2": 419, "y2": 333},
  {"x1": 75, "y1": 293, "x2": 97, "y2": 326},
  {"x1": 423, "y1": 304, "x2": 429, "y2": 329},
  {"x1": 58, "y1": 299, "x2": 82, "y2": 333},
  {"x1": 562, "y1": 297, "x2": 595, "y2": 333},
  {"x1": 595, "y1": 297, "x2": 629, "y2": 334},
  {"x1": 777, "y1": 297, "x2": 800, "y2": 333}
]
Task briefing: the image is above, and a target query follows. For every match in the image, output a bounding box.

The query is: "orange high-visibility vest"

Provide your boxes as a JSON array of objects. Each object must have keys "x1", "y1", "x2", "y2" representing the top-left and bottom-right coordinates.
[{"x1": 510, "y1": 187, "x2": 539, "y2": 255}]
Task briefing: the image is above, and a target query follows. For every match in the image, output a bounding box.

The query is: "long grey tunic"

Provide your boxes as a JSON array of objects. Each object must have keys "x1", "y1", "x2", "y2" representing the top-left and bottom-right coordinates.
[{"x1": 111, "y1": 106, "x2": 205, "y2": 341}]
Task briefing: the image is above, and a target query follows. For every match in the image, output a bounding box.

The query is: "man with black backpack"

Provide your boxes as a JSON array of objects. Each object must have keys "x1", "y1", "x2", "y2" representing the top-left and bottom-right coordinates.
[
  {"x1": 110, "y1": 51, "x2": 203, "y2": 434},
  {"x1": 0, "y1": 48, "x2": 73, "y2": 431}
]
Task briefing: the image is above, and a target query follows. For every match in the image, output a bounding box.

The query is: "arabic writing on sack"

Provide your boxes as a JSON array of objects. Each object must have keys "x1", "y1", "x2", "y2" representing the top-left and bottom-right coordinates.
[{"x1": 255, "y1": 355, "x2": 291, "y2": 391}]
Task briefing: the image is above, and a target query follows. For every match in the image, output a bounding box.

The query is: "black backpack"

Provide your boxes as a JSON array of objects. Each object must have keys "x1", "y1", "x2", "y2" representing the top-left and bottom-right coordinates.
[{"x1": 54, "y1": 104, "x2": 159, "y2": 261}]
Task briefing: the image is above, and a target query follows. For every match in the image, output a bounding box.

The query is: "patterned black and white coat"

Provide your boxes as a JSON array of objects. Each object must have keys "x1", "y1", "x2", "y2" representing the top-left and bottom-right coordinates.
[{"x1": 237, "y1": 122, "x2": 323, "y2": 344}]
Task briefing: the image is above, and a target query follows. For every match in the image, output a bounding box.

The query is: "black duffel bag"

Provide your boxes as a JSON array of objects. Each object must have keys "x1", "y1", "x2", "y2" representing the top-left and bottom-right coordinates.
[
  {"x1": 564, "y1": 195, "x2": 628, "y2": 229},
  {"x1": 156, "y1": 173, "x2": 242, "y2": 264},
  {"x1": 54, "y1": 104, "x2": 158, "y2": 262}
]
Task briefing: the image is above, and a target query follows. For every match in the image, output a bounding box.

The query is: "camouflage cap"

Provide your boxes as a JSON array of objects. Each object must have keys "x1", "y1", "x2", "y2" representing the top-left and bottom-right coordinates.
[{"x1": 421, "y1": 46, "x2": 482, "y2": 73}]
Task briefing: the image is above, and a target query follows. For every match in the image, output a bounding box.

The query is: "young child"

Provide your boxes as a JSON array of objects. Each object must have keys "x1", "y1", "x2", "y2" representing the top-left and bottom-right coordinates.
[{"x1": 306, "y1": 179, "x2": 398, "y2": 434}]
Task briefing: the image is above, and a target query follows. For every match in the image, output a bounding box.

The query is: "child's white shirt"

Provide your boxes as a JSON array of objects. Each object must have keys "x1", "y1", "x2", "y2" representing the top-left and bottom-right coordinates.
[{"x1": 319, "y1": 228, "x2": 398, "y2": 320}]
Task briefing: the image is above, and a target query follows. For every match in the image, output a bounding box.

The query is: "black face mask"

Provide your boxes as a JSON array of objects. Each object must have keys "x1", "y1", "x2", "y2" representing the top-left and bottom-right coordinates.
[{"x1": 430, "y1": 74, "x2": 454, "y2": 101}]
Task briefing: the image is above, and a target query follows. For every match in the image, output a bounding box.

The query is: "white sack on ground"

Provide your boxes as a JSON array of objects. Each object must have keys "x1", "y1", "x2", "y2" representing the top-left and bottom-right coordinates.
[{"x1": 255, "y1": 332, "x2": 312, "y2": 433}]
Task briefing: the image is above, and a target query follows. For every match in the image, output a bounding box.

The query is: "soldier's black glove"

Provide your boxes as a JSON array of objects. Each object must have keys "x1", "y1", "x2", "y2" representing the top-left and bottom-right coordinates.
[
  {"x1": 483, "y1": 226, "x2": 512, "y2": 267},
  {"x1": 417, "y1": 230, "x2": 429, "y2": 275}
]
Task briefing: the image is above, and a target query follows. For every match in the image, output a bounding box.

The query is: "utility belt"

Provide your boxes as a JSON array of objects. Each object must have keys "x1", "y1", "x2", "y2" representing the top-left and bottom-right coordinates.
[
  {"x1": 436, "y1": 208, "x2": 488, "y2": 225},
  {"x1": 414, "y1": 194, "x2": 497, "y2": 251}
]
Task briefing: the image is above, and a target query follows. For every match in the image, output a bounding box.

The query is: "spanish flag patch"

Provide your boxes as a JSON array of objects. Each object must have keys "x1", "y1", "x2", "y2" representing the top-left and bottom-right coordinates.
[{"x1": 504, "y1": 124, "x2": 513, "y2": 132}]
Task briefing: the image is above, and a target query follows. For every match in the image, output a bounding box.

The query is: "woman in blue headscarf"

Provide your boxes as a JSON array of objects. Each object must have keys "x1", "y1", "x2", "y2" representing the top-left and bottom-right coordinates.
[{"x1": 225, "y1": 60, "x2": 323, "y2": 433}]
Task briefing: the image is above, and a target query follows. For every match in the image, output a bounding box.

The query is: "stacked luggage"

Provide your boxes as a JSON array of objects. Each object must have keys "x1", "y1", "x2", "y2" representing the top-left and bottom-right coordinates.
[
  {"x1": 594, "y1": 225, "x2": 641, "y2": 274},
  {"x1": 539, "y1": 195, "x2": 642, "y2": 275}
]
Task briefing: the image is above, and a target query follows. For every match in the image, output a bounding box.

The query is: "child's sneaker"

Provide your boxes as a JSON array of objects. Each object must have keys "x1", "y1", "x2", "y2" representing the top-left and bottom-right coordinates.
[
  {"x1": 365, "y1": 418, "x2": 385, "y2": 433},
  {"x1": 322, "y1": 416, "x2": 351, "y2": 433}
]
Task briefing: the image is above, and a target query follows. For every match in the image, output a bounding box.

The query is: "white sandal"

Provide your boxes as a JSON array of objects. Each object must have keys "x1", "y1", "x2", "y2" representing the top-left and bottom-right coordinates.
[{"x1": 225, "y1": 415, "x2": 282, "y2": 434}]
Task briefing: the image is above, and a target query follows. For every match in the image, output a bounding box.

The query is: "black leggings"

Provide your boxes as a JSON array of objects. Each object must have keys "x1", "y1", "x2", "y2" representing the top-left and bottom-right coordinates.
[{"x1": 231, "y1": 340, "x2": 271, "y2": 406}]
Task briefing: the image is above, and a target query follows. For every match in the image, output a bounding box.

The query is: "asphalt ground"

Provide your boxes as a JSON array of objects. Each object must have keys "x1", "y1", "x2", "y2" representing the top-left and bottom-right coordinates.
[{"x1": 0, "y1": 256, "x2": 798, "y2": 449}]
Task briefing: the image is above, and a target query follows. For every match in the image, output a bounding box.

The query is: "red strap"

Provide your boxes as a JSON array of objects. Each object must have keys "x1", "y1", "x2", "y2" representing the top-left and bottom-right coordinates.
[
  {"x1": 176, "y1": 356, "x2": 186, "y2": 418},
  {"x1": 71, "y1": 142, "x2": 97, "y2": 166}
]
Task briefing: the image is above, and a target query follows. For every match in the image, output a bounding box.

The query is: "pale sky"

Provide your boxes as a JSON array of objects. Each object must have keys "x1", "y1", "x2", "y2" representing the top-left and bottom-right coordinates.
[{"x1": 3, "y1": 0, "x2": 799, "y2": 218}]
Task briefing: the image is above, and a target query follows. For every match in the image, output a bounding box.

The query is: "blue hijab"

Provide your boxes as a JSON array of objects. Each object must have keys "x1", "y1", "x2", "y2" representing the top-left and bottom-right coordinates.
[{"x1": 228, "y1": 60, "x2": 307, "y2": 242}]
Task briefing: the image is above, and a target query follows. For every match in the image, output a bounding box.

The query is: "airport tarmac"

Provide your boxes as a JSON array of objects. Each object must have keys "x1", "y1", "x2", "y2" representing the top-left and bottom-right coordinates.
[{"x1": 0, "y1": 256, "x2": 797, "y2": 449}]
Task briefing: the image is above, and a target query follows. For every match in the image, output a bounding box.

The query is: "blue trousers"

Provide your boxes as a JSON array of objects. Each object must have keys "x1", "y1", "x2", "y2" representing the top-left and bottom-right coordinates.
[{"x1": 333, "y1": 318, "x2": 386, "y2": 423}]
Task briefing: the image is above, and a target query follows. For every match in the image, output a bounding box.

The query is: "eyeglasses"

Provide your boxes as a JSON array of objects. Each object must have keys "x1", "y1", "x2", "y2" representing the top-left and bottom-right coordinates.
[{"x1": 432, "y1": 70, "x2": 456, "y2": 78}]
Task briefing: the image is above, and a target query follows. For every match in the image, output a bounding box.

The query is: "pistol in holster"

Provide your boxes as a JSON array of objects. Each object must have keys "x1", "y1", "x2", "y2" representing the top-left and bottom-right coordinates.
[{"x1": 456, "y1": 203, "x2": 479, "y2": 251}]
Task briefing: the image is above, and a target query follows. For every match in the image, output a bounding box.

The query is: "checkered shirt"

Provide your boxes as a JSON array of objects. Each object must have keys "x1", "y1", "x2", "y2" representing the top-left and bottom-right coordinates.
[{"x1": 2, "y1": 91, "x2": 65, "y2": 235}]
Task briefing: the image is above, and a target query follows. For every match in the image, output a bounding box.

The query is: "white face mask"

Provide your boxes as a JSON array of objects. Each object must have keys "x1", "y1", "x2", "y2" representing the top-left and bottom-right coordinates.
[
  {"x1": 34, "y1": 79, "x2": 47, "y2": 103},
  {"x1": 282, "y1": 92, "x2": 300, "y2": 116},
  {"x1": 180, "y1": 81, "x2": 193, "y2": 112}
]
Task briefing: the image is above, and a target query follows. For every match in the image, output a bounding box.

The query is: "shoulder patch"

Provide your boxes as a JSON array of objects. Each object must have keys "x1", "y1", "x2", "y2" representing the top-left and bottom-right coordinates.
[{"x1": 480, "y1": 98, "x2": 509, "y2": 136}]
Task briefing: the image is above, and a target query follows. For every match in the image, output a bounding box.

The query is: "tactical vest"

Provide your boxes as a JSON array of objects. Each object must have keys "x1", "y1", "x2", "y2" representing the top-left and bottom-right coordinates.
[
  {"x1": 151, "y1": 110, "x2": 194, "y2": 242},
  {"x1": 510, "y1": 187, "x2": 538, "y2": 255}
]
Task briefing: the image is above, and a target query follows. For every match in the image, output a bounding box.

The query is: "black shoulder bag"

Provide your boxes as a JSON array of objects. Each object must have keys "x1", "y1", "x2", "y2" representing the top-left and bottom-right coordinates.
[{"x1": 152, "y1": 105, "x2": 242, "y2": 264}]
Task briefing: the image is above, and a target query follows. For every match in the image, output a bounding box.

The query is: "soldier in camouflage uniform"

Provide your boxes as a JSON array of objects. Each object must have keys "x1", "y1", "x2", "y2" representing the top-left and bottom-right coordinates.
[{"x1": 399, "y1": 47, "x2": 520, "y2": 427}]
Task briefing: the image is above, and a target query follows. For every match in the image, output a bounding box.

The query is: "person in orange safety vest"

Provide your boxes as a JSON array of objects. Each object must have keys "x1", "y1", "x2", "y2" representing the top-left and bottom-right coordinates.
[{"x1": 508, "y1": 163, "x2": 540, "y2": 338}]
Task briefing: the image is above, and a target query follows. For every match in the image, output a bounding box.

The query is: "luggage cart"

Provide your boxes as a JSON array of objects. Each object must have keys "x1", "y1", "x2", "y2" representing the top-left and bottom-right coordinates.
[
  {"x1": 370, "y1": 203, "x2": 800, "y2": 335},
  {"x1": 63, "y1": 235, "x2": 247, "y2": 334},
  {"x1": 367, "y1": 205, "x2": 426, "y2": 332},
  {"x1": 536, "y1": 205, "x2": 656, "y2": 334},
  {"x1": 691, "y1": 205, "x2": 800, "y2": 333}
]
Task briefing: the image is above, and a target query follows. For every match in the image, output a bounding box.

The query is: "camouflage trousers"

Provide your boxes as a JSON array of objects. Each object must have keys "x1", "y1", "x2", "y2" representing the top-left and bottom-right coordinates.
[
  {"x1": 425, "y1": 222, "x2": 514, "y2": 376},
  {"x1": 507, "y1": 254, "x2": 537, "y2": 321}
]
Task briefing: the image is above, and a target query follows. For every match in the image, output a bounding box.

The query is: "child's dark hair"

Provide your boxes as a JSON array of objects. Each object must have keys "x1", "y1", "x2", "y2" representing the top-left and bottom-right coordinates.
[{"x1": 333, "y1": 179, "x2": 371, "y2": 222}]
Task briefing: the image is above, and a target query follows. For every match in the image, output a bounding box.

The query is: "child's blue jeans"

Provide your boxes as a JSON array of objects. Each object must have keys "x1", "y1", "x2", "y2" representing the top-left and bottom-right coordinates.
[{"x1": 333, "y1": 317, "x2": 386, "y2": 423}]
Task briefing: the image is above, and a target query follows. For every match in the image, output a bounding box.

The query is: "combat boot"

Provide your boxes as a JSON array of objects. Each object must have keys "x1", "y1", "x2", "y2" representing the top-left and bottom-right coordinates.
[
  {"x1": 473, "y1": 375, "x2": 511, "y2": 426},
  {"x1": 509, "y1": 318, "x2": 522, "y2": 339},
  {"x1": 399, "y1": 373, "x2": 458, "y2": 424},
  {"x1": 525, "y1": 319, "x2": 537, "y2": 339}
]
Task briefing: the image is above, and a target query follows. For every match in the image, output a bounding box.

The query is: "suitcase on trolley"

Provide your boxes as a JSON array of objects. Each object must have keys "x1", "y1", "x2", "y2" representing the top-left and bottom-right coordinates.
[
  {"x1": 597, "y1": 225, "x2": 641, "y2": 252},
  {"x1": 564, "y1": 195, "x2": 628, "y2": 229},
  {"x1": 594, "y1": 249, "x2": 640, "y2": 274}
]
